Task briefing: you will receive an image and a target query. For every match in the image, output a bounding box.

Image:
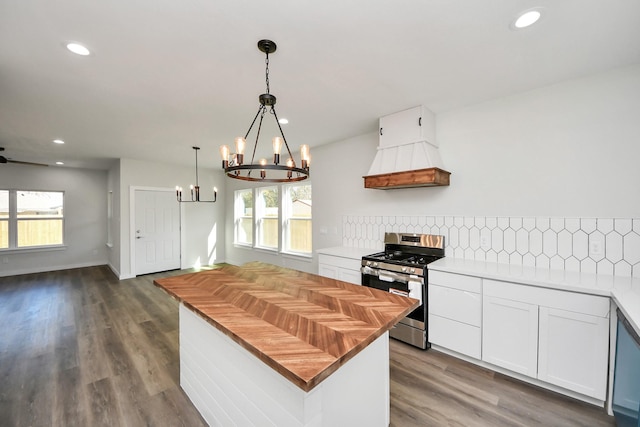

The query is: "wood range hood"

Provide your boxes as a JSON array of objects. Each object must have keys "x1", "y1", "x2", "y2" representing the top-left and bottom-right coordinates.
[
  {"x1": 364, "y1": 167, "x2": 450, "y2": 189},
  {"x1": 363, "y1": 105, "x2": 451, "y2": 190}
]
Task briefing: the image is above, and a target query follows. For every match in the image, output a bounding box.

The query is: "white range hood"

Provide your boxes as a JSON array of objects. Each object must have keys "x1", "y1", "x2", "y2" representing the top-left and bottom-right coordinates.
[
  {"x1": 364, "y1": 106, "x2": 451, "y2": 189},
  {"x1": 366, "y1": 139, "x2": 445, "y2": 176}
]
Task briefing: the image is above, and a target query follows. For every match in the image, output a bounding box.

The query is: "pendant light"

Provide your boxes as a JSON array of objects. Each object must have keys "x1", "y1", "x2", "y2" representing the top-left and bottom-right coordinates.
[
  {"x1": 220, "y1": 40, "x2": 310, "y2": 182},
  {"x1": 176, "y1": 146, "x2": 217, "y2": 203}
]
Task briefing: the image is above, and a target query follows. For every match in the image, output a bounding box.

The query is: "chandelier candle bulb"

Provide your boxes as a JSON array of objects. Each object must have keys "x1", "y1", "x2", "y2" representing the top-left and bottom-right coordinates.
[
  {"x1": 220, "y1": 145, "x2": 230, "y2": 168},
  {"x1": 260, "y1": 158, "x2": 267, "y2": 178},
  {"x1": 301, "y1": 144, "x2": 310, "y2": 169},
  {"x1": 235, "y1": 137, "x2": 245, "y2": 165},
  {"x1": 286, "y1": 158, "x2": 293, "y2": 178},
  {"x1": 272, "y1": 137, "x2": 283, "y2": 164}
]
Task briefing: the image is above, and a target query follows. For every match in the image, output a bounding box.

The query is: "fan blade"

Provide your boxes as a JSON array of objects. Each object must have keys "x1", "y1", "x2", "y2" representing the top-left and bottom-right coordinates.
[{"x1": 7, "y1": 159, "x2": 49, "y2": 167}]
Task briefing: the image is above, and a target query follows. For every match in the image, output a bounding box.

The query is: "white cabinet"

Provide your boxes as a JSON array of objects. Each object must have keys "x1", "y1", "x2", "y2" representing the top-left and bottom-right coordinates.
[
  {"x1": 379, "y1": 105, "x2": 436, "y2": 148},
  {"x1": 482, "y1": 279, "x2": 610, "y2": 400},
  {"x1": 538, "y1": 306, "x2": 609, "y2": 399},
  {"x1": 318, "y1": 253, "x2": 362, "y2": 286},
  {"x1": 482, "y1": 295, "x2": 539, "y2": 376},
  {"x1": 428, "y1": 270, "x2": 482, "y2": 358}
]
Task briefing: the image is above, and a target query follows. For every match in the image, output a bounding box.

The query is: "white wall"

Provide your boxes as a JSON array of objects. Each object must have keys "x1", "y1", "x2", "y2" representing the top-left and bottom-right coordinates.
[
  {"x1": 0, "y1": 164, "x2": 108, "y2": 277},
  {"x1": 226, "y1": 64, "x2": 640, "y2": 274},
  {"x1": 117, "y1": 158, "x2": 226, "y2": 279},
  {"x1": 107, "y1": 160, "x2": 121, "y2": 276}
]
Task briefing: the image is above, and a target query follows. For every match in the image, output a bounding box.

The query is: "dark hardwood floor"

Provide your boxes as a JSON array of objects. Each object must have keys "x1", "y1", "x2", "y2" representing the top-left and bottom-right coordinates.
[{"x1": 0, "y1": 265, "x2": 615, "y2": 427}]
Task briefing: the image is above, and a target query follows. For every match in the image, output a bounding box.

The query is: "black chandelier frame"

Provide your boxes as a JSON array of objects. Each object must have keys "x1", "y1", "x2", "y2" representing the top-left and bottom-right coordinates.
[{"x1": 222, "y1": 39, "x2": 309, "y2": 183}]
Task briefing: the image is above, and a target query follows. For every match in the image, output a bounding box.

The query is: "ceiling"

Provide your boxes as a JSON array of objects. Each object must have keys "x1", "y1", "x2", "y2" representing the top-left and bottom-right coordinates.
[{"x1": 1, "y1": 0, "x2": 639, "y2": 170}]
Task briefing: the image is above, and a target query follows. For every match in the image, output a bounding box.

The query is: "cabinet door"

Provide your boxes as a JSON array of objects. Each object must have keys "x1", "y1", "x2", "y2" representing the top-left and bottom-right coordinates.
[
  {"x1": 318, "y1": 264, "x2": 338, "y2": 279},
  {"x1": 538, "y1": 307, "x2": 609, "y2": 400},
  {"x1": 379, "y1": 106, "x2": 424, "y2": 148},
  {"x1": 338, "y1": 268, "x2": 361, "y2": 286},
  {"x1": 483, "y1": 295, "x2": 539, "y2": 376}
]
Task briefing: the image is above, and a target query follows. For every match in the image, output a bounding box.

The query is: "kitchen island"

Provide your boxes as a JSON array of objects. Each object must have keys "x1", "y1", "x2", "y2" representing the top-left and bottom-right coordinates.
[{"x1": 154, "y1": 262, "x2": 418, "y2": 427}]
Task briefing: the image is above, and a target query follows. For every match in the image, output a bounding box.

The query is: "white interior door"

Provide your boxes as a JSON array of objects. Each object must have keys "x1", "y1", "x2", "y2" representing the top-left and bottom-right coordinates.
[{"x1": 135, "y1": 189, "x2": 180, "y2": 275}]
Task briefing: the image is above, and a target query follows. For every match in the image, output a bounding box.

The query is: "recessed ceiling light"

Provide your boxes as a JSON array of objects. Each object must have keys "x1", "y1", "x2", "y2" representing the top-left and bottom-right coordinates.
[
  {"x1": 278, "y1": 118, "x2": 289, "y2": 125},
  {"x1": 56, "y1": 161, "x2": 64, "y2": 165},
  {"x1": 53, "y1": 139, "x2": 65, "y2": 144},
  {"x1": 66, "y1": 42, "x2": 91, "y2": 56},
  {"x1": 512, "y1": 9, "x2": 542, "y2": 29}
]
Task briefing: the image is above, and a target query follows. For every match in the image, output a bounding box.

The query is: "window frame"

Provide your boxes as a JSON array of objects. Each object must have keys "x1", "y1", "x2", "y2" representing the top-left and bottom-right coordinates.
[
  {"x1": 234, "y1": 189, "x2": 253, "y2": 247},
  {"x1": 282, "y1": 183, "x2": 312, "y2": 256},
  {"x1": 233, "y1": 183, "x2": 312, "y2": 258},
  {"x1": 255, "y1": 186, "x2": 279, "y2": 251},
  {"x1": 0, "y1": 189, "x2": 66, "y2": 252}
]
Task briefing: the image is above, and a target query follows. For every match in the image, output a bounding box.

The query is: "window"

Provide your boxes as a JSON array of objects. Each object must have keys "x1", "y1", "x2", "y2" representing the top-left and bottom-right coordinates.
[
  {"x1": 256, "y1": 186, "x2": 278, "y2": 249},
  {"x1": 283, "y1": 184, "x2": 312, "y2": 254},
  {"x1": 234, "y1": 189, "x2": 253, "y2": 245},
  {"x1": 0, "y1": 190, "x2": 7, "y2": 249},
  {"x1": 0, "y1": 190, "x2": 64, "y2": 250},
  {"x1": 233, "y1": 184, "x2": 312, "y2": 257}
]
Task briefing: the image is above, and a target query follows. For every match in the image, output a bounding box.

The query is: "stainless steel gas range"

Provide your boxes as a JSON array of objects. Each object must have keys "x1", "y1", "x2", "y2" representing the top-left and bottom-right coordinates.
[{"x1": 361, "y1": 232, "x2": 445, "y2": 349}]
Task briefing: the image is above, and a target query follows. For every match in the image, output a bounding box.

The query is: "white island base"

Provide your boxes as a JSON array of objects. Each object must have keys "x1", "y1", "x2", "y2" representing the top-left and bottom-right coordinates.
[{"x1": 179, "y1": 303, "x2": 391, "y2": 427}]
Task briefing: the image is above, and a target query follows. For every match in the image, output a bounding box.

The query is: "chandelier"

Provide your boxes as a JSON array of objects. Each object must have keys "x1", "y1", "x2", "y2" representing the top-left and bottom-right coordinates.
[
  {"x1": 219, "y1": 40, "x2": 310, "y2": 182},
  {"x1": 176, "y1": 146, "x2": 217, "y2": 203}
]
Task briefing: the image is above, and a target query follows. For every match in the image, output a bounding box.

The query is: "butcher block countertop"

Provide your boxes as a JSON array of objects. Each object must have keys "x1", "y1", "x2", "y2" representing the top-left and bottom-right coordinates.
[{"x1": 154, "y1": 262, "x2": 418, "y2": 392}]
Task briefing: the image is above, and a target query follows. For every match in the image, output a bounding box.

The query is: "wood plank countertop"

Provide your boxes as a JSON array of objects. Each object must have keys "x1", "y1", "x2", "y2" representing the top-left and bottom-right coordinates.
[{"x1": 153, "y1": 262, "x2": 419, "y2": 392}]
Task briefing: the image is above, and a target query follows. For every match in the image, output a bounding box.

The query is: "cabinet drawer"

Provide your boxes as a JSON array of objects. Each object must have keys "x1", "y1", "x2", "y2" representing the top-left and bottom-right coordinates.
[
  {"x1": 429, "y1": 285, "x2": 481, "y2": 327},
  {"x1": 429, "y1": 314, "x2": 481, "y2": 359},
  {"x1": 429, "y1": 270, "x2": 482, "y2": 293},
  {"x1": 318, "y1": 254, "x2": 361, "y2": 271},
  {"x1": 483, "y1": 279, "x2": 609, "y2": 318}
]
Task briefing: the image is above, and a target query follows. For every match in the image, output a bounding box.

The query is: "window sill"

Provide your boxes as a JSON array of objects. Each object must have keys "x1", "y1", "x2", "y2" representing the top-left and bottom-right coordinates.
[
  {"x1": 0, "y1": 245, "x2": 67, "y2": 255},
  {"x1": 281, "y1": 252, "x2": 312, "y2": 262},
  {"x1": 233, "y1": 243, "x2": 254, "y2": 250}
]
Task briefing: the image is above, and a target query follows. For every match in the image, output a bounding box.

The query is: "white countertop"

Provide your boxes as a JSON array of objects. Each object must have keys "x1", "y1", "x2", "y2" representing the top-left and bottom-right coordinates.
[
  {"x1": 428, "y1": 258, "x2": 640, "y2": 336},
  {"x1": 316, "y1": 246, "x2": 378, "y2": 259}
]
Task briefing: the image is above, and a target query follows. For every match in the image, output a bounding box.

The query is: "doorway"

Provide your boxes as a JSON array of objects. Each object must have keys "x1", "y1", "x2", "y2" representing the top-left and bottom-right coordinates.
[{"x1": 132, "y1": 188, "x2": 180, "y2": 275}]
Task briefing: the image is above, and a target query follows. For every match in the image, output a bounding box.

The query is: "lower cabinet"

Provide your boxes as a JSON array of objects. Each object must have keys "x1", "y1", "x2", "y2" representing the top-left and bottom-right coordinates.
[
  {"x1": 482, "y1": 279, "x2": 610, "y2": 401},
  {"x1": 318, "y1": 254, "x2": 362, "y2": 286},
  {"x1": 537, "y1": 306, "x2": 609, "y2": 399},
  {"x1": 428, "y1": 270, "x2": 482, "y2": 359},
  {"x1": 482, "y1": 295, "x2": 539, "y2": 377}
]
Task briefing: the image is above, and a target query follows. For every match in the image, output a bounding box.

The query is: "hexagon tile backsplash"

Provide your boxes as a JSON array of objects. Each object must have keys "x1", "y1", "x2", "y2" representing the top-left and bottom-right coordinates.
[{"x1": 342, "y1": 215, "x2": 640, "y2": 278}]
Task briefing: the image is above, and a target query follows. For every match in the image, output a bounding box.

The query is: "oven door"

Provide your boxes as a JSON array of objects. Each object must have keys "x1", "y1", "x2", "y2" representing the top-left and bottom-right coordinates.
[{"x1": 361, "y1": 267, "x2": 426, "y2": 329}]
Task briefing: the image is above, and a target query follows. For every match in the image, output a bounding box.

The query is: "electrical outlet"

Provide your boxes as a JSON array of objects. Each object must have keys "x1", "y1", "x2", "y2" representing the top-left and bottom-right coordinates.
[
  {"x1": 480, "y1": 235, "x2": 490, "y2": 249},
  {"x1": 590, "y1": 241, "x2": 603, "y2": 256}
]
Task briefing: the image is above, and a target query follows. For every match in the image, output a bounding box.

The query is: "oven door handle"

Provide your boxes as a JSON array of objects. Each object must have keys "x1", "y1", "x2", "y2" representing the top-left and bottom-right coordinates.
[{"x1": 379, "y1": 270, "x2": 411, "y2": 284}]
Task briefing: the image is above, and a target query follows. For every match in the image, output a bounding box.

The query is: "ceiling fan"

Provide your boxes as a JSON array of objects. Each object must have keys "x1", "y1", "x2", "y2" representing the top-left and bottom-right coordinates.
[{"x1": 0, "y1": 147, "x2": 49, "y2": 167}]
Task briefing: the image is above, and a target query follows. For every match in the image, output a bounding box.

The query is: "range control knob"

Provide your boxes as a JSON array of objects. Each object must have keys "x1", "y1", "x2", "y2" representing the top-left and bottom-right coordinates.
[
  {"x1": 373, "y1": 262, "x2": 378, "y2": 268},
  {"x1": 366, "y1": 261, "x2": 372, "y2": 267},
  {"x1": 410, "y1": 268, "x2": 416, "y2": 274},
  {"x1": 401, "y1": 266, "x2": 408, "y2": 273}
]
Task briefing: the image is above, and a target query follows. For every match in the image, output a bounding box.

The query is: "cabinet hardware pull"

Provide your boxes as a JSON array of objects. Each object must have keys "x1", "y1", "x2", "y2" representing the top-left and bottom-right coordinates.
[
  {"x1": 380, "y1": 127, "x2": 383, "y2": 136},
  {"x1": 418, "y1": 117, "x2": 422, "y2": 127}
]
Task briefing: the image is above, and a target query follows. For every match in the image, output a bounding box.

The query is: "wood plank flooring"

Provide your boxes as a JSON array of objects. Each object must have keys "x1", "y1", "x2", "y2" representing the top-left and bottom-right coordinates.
[{"x1": 0, "y1": 265, "x2": 615, "y2": 427}]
